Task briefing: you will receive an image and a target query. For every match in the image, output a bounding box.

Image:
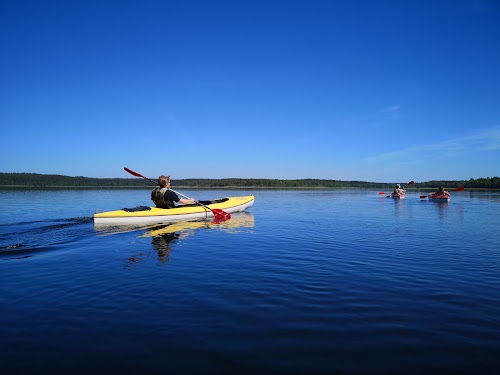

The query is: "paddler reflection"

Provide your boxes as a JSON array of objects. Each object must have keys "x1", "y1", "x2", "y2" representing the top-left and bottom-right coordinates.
[
  {"x1": 149, "y1": 230, "x2": 190, "y2": 264},
  {"x1": 142, "y1": 213, "x2": 255, "y2": 264},
  {"x1": 434, "y1": 198, "x2": 450, "y2": 222}
]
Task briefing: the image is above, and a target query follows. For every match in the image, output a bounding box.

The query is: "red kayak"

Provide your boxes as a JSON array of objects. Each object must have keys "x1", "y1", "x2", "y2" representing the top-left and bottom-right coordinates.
[{"x1": 428, "y1": 193, "x2": 450, "y2": 201}]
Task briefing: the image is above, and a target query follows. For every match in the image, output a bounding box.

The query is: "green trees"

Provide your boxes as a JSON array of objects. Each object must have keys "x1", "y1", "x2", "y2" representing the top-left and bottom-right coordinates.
[
  {"x1": 412, "y1": 178, "x2": 500, "y2": 189},
  {"x1": 0, "y1": 173, "x2": 498, "y2": 188},
  {"x1": 0, "y1": 173, "x2": 149, "y2": 187}
]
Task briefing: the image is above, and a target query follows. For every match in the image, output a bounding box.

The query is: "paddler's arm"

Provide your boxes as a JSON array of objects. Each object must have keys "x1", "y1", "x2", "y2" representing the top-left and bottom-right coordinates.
[{"x1": 179, "y1": 197, "x2": 195, "y2": 204}]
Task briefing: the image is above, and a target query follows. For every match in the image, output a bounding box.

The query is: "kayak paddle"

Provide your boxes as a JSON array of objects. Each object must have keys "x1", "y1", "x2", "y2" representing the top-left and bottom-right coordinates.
[
  {"x1": 124, "y1": 167, "x2": 158, "y2": 185},
  {"x1": 420, "y1": 186, "x2": 465, "y2": 199},
  {"x1": 123, "y1": 167, "x2": 231, "y2": 222}
]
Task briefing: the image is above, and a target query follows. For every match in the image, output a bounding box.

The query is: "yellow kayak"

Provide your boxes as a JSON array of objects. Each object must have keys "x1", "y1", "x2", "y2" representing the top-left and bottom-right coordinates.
[{"x1": 94, "y1": 195, "x2": 255, "y2": 224}]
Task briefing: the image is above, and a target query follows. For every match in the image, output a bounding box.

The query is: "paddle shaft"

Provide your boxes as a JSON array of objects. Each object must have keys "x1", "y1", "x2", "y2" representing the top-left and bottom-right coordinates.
[{"x1": 169, "y1": 188, "x2": 193, "y2": 201}]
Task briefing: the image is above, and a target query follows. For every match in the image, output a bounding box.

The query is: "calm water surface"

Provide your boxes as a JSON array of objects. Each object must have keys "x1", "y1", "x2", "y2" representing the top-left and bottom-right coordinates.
[{"x1": 1, "y1": 188, "x2": 499, "y2": 374}]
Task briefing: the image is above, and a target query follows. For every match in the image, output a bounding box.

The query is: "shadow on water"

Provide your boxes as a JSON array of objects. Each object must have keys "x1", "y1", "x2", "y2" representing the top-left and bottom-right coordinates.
[
  {"x1": 94, "y1": 213, "x2": 255, "y2": 269},
  {"x1": 0, "y1": 217, "x2": 94, "y2": 259}
]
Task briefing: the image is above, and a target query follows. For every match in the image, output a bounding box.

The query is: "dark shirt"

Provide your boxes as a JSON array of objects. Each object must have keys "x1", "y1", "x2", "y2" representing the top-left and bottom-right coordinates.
[{"x1": 163, "y1": 189, "x2": 180, "y2": 208}]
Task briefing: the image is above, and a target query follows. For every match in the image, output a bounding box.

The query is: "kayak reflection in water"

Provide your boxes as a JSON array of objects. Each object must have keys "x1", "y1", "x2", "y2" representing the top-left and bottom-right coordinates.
[{"x1": 123, "y1": 213, "x2": 255, "y2": 269}]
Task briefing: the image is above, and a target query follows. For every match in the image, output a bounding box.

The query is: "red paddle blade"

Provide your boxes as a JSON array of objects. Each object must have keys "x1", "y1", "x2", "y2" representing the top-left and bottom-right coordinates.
[
  {"x1": 124, "y1": 167, "x2": 143, "y2": 178},
  {"x1": 379, "y1": 192, "x2": 386, "y2": 194},
  {"x1": 420, "y1": 195, "x2": 428, "y2": 199},
  {"x1": 407, "y1": 181, "x2": 415, "y2": 186},
  {"x1": 211, "y1": 209, "x2": 231, "y2": 223},
  {"x1": 455, "y1": 187, "x2": 465, "y2": 191}
]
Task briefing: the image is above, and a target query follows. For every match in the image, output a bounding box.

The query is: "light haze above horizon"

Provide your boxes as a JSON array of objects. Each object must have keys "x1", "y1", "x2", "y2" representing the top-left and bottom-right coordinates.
[{"x1": 1, "y1": 0, "x2": 499, "y2": 183}]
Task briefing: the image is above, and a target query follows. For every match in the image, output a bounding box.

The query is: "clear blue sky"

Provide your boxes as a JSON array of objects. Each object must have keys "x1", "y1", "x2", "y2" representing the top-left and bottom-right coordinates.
[{"x1": 1, "y1": 0, "x2": 499, "y2": 182}]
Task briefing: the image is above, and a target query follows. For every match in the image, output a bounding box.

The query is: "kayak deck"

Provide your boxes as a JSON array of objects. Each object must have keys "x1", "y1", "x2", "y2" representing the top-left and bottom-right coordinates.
[{"x1": 94, "y1": 195, "x2": 254, "y2": 224}]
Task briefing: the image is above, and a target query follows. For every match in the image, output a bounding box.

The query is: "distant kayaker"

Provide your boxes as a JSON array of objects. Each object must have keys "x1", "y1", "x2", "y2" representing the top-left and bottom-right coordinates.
[
  {"x1": 151, "y1": 175, "x2": 195, "y2": 208},
  {"x1": 436, "y1": 186, "x2": 450, "y2": 197},
  {"x1": 393, "y1": 184, "x2": 406, "y2": 195}
]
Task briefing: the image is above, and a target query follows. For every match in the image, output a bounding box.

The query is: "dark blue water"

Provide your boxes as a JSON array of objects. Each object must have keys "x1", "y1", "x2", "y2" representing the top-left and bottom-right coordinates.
[{"x1": 1, "y1": 188, "x2": 499, "y2": 374}]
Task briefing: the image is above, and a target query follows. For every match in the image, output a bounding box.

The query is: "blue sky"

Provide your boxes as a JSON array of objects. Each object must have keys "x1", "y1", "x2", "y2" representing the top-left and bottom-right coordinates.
[{"x1": 1, "y1": 0, "x2": 499, "y2": 182}]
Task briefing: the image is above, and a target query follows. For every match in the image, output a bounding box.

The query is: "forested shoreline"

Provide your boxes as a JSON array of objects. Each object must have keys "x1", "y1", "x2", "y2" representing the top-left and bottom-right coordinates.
[{"x1": 1, "y1": 172, "x2": 499, "y2": 189}]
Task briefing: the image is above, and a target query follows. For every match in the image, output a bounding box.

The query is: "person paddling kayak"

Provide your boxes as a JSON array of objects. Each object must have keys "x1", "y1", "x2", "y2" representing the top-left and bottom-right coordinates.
[
  {"x1": 429, "y1": 186, "x2": 450, "y2": 199},
  {"x1": 434, "y1": 186, "x2": 450, "y2": 197},
  {"x1": 151, "y1": 175, "x2": 195, "y2": 208},
  {"x1": 392, "y1": 184, "x2": 406, "y2": 196}
]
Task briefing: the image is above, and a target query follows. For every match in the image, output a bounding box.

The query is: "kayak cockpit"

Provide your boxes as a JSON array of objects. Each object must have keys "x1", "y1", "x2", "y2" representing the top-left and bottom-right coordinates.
[{"x1": 121, "y1": 198, "x2": 230, "y2": 212}]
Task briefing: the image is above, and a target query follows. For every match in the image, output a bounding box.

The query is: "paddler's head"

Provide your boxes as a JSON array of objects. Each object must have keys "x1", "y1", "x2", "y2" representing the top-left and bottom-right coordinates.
[{"x1": 158, "y1": 175, "x2": 171, "y2": 188}]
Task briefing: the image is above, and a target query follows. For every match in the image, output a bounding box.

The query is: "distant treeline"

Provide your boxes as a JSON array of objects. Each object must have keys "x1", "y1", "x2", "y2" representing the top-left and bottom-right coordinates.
[{"x1": 0, "y1": 173, "x2": 499, "y2": 189}]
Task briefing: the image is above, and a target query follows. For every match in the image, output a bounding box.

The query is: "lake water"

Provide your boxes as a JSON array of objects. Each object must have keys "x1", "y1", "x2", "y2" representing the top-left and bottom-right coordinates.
[{"x1": 1, "y1": 188, "x2": 499, "y2": 374}]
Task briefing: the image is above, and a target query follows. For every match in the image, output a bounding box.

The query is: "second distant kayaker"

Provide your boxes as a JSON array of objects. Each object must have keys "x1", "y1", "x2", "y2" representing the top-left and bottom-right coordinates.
[
  {"x1": 151, "y1": 175, "x2": 195, "y2": 208},
  {"x1": 393, "y1": 184, "x2": 406, "y2": 195}
]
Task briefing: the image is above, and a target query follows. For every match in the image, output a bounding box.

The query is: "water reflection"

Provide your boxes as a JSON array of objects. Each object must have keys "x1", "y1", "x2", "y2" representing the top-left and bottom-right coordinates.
[
  {"x1": 393, "y1": 198, "x2": 405, "y2": 213},
  {"x1": 94, "y1": 213, "x2": 255, "y2": 268},
  {"x1": 431, "y1": 199, "x2": 450, "y2": 222},
  {"x1": 141, "y1": 212, "x2": 254, "y2": 237},
  {"x1": 470, "y1": 190, "x2": 500, "y2": 203},
  {"x1": 93, "y1": 222, "x2": 158, "y2": 237},
  {"x1": 145, "y1": 213, "x2": 255, "y2": 265},
  {"x1": 455, "y1": 203, "x2": 465, "y2": 222},
  {"x1": 149, "y1": 231, "x2": 189, "y2": 264}
]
